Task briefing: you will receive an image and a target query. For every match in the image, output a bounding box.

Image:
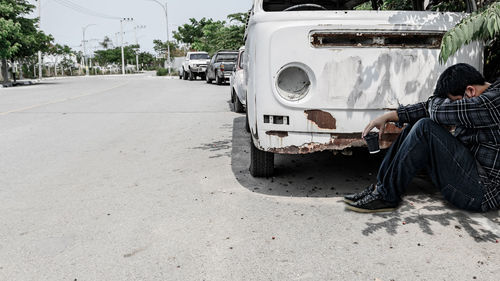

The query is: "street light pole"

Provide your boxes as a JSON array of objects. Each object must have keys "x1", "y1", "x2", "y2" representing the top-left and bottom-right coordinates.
[
  {"x1": 165, "y1": 1, "x2": 171, "y2": 75},
  {"x1": 145, "y1": 0, "x2": 171, "y2": 75},
  {"x1": 37, "y1": 0, "x2": 42, "y2": 79}
]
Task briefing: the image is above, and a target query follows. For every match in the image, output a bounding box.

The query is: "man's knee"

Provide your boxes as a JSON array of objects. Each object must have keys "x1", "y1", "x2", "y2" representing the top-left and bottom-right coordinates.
[{"x1": 412, "y1": 118, "x2": 437, "y2": 132}]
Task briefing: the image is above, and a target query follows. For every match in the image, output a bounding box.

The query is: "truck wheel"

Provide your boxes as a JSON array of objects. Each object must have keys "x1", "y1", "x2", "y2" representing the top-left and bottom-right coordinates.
[
  {"x1": 183, "y1": 70, "x2": 188, "y2": 80},
  {"x1": 189, "y1": 71, "x2": 194, "y2": 81},
  {"x1": 249, "y1": 137, "x2": 274, "y2": 177},
  {"x1": 216, "y1": 73, "x2": 222, "y2": 85},
  {"x1": 245, "y1": 110, "x2": 250, "y2": 133},
  {"x1": 233, "y1": 91, "x2": 244, "y2": 113}
]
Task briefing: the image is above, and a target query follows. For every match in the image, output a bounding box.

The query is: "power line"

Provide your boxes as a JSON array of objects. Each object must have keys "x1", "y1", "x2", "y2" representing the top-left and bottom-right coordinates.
[{"x1": 52, "y1": 0, "x2": 121, "y2": 20}]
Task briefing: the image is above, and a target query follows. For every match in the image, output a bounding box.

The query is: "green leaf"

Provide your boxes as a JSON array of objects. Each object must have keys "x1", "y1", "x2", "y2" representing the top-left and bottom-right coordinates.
[
  {"x1": 474, "y1": 16, "x2": 485, "y2": 38},
  {"x1": 487, "y1": 17, "x2": 496, "y2": 38},
  {"x1": 455, "y1": 25, "x2": 466, "y2": 44},
  {"x1": 465, "y1": 20, "x2": 474, "y2": 40}
]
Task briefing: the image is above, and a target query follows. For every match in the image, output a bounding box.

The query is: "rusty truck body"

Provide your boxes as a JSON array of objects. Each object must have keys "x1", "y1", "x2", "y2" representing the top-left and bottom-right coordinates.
[{"x1": 245, "y1": 0, "x2": 483, "y2": 177}]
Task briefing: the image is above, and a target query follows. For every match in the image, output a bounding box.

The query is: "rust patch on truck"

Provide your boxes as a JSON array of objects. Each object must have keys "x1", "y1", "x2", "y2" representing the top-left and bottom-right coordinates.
[
  {"x1": 304, "y1": 110, "x2": 336, "y2": 130},
  {"x1": 268, "y1": 124, "x2": 404, "y2": 155},
  {"x1": 266, "y1": 131, "x2": 289, "y2": 138}
]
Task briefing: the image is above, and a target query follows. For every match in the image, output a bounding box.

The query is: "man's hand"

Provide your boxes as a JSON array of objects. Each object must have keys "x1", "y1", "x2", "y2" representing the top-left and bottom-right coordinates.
[{"x1": 362, "y1": 111, "x2": 399, "y2": 139}]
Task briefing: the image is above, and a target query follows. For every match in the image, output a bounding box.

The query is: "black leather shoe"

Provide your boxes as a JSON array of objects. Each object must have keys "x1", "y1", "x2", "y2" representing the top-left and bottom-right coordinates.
[
  {"x1": 343, "y1": 184, "x2": 376, "y2": 204},
  {"x1": 345, "y1": 192, "x2": 398, "y2": 213}
]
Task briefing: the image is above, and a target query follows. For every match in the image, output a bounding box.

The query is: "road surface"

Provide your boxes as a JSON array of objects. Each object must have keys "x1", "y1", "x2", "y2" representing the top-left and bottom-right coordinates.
[{"x1": 0, "y1": 73, "x2": 498, "y2": 280}]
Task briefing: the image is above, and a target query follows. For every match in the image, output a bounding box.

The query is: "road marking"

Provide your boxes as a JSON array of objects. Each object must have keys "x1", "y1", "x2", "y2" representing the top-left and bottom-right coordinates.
[{"x1": 0, "y1": 82, "x2": 128, "y2": 116}]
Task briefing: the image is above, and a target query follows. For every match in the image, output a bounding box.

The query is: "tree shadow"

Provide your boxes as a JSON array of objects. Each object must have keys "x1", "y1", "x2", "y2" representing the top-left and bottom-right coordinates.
[{"x1": 362, "y1": 196, "x2": 499, "y2": 243}]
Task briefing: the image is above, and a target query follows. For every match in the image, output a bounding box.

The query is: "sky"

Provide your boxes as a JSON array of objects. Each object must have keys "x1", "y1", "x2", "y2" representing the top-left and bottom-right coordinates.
[{"x1": 30, "y1": 0, "x2": 252, "y2": 55}]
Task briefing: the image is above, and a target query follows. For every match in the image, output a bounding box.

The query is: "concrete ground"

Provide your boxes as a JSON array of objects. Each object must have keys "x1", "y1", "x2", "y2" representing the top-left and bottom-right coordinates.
[{"x1": 0, "y1": 73, "x2": 498, "y2": 281}]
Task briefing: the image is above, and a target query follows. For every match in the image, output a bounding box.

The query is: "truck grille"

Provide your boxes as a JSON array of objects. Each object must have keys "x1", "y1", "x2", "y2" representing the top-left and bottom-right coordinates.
[{"x1": 310, "y1": 31, "x2": 444, "y2": 49}]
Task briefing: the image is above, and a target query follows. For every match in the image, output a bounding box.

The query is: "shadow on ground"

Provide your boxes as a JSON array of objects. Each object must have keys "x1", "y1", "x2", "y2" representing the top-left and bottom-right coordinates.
[
  {"x1": 193, "y1": 116, "x2": 500, "y2": 241},
  {"x1": 229, "y1": 116, "x2": 432, "y2": 199}
]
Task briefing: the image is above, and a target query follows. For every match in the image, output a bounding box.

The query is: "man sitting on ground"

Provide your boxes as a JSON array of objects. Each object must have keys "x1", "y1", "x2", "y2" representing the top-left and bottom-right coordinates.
[{"x1": 344, "y1": 63, "x2": 500, "y2": 213}]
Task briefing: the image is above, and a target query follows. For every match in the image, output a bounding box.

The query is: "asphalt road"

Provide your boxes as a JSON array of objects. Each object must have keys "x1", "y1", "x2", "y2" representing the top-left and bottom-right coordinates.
[{"x1": 0, "y1": 73, "x2": 499, "y2": 281}]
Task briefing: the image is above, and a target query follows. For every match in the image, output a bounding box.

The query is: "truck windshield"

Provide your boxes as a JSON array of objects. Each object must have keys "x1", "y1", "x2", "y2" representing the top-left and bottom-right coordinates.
[
  {"x1": 263, "y1": 0, "x2": 473, "y2": 12},
  {"x1": 216, "y1": 54, "x2": 238, "y2": 62},
  {"x1": 190, "y1": 54, "x2": 209, "y2": 60}
]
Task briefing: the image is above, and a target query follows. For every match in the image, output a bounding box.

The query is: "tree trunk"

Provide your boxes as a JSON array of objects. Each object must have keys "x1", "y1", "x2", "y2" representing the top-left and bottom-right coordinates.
[{"x1": 1, "y1": 58, "x2": 9, "y2": 86}]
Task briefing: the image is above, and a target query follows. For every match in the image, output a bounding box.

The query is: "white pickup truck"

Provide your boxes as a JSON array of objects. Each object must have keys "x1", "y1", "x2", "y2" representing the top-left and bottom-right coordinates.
[{"x1": 181, "y1": 51, "x2": 210, "y2": 81}]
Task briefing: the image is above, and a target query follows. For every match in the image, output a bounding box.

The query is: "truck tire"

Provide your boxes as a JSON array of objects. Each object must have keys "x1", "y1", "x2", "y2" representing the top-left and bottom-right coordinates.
[
  {"x1": 233, "y1": 90, "x2": 244, "y2": 113},
  {"x1": 216, "y1": 73, "x2": 222, "y2": 85},
  {"x1": 245, "y1": 111, "x2": 250, "y2": 133},
  {"x1": 249, "y1": 138, "x2": 274, "y2": 177},
  {"x1": 183, "y1": 70, "x2": 188, "y2": 80},
  {"x1": 189, "y1": 71, "x2": 194, "y2": 81}
]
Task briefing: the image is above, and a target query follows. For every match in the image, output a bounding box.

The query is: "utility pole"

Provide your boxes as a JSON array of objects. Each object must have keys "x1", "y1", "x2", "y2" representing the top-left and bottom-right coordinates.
[
  {"x1": 134, "y1": 25, "x2": 146, "y2": 72},
  {"x1": 120, "y1": 18, "x2": 134, "y2": 75},
  {"x1": 145, "y1": 0, "x2": 171, "y2": 74},
  {"x1": 37, "y1": 0, "x2": 42, "y2": 79},
  {"x1": 82, "y1": 24, "x2": 96, "y2": 76}
]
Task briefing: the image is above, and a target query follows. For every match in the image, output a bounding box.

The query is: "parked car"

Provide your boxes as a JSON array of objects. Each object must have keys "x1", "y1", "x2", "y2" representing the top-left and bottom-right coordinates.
[
  {"x1": 245, "y1": 0, "x2": 482, "y2": 177},
  {"x1": 182, "y1": 52, "x2": 210, "y2": 81},
  {"x1": 229, "y1": 47, "x2": 247, "y2": 114},
  {"x1": 206, "y1": 50, "x2": 238, "y2": 85}
]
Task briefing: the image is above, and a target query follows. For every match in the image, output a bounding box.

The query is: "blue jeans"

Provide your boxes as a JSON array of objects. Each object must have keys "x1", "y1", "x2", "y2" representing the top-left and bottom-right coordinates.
[{"x1": 377, "y1": 118, "x2": 485, "y2": 212}]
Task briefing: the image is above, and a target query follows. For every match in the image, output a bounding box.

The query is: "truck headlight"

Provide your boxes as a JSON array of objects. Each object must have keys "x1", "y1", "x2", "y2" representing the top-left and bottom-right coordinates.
[{"x1": 276, "y1": 65, "x2": 311, "y2": 101}]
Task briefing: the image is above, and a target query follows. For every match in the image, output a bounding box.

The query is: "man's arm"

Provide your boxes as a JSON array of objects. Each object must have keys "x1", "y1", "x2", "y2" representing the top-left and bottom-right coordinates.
[
  {"x1": 429, "y1": 91, "x2": 500, "y2": 128},
  {"x1": 363, "y1": 111, "x2": 399, "y2": 138},
  {"x1": 363, "y1": 102, "x2": 428, "y2": 139}
]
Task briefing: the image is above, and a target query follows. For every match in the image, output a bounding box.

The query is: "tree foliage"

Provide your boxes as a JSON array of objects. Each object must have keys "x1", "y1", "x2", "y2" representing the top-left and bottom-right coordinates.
[
  {"x1": 93, "y1": 45, "x2": 139, "y2": 66},
  {"x1": 0, "y1": 0, "x2": 52, "y2": 58},
  {"x1": 173, "y1": 18, "x2": 214, "y2": 45},
  {"x1": 99, "y1": 36, "x2": 113, "y2": 50},
  {"x1": 440, "y1": 1, "x2": 500, "y2": 79},
  {"x1": 173, "y1": 12, "x2": 248, "y2": 54},
  {"x1": 153, "y1": 39, "x2": 183, "y2": 59},
  {"x1": 440, "y1": 2, "x2": 500, "y2": 63}
]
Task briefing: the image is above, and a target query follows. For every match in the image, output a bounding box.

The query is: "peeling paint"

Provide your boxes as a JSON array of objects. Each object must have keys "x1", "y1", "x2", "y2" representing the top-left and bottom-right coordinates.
[{"x1": 304, "y1": 110, "x2": 336, "y2": 130}]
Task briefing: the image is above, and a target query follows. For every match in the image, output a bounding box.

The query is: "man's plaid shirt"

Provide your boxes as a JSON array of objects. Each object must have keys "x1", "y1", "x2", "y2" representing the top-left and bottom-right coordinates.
[{"x1": 396, "y1": 79, "x2": 500, "y2": 211}]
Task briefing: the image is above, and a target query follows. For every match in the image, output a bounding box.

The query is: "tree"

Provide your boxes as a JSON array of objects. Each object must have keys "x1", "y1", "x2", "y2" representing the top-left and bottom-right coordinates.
[
  {"x1": 99, "y1": 36, "x2": 113, "y2": 50},
  {"x1": 173, "y1": 18, "x2": 215, "y2": 47},
  {"x1": 93, "y1": 45, "x2": 138, "y2": 67},
  {"x1": 153, "y1": 39, "x2": 183, "y2": 60},
  {"x1": 138, "y1": 51, "x2": 156, "y2": 69},
  {"x1": 0, "y1": 0, "x2": 52, "y2": 84},
  {"x1": 173, "y1": 13, "x2": 247, "y2": 55},
  {"x1": 191, "y1": 20, "x2": 226, "y2": 54},
  {"x1": 440, "y1": 1, "x2": 500, "y2": 79}
]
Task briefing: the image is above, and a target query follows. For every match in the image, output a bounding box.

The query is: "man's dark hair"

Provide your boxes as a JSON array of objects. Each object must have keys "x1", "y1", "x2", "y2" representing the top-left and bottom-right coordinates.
[{"x1": 433, "y1": 63, "x2": 486, "y2": 98}]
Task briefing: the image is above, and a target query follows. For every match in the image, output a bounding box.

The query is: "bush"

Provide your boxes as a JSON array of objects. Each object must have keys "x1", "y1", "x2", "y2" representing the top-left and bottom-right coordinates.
[{"x1": 156, "y1": 68, "x2": 168, "y2": 76}]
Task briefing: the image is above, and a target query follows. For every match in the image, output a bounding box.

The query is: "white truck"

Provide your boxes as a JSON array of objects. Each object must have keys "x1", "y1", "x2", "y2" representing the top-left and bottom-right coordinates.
[
  {"x1": 245, "y1": 0, "x2": 483, "y2": 177},
  {"x1": 182, "y1": 51, "x2": 210, "y2": 81}
]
